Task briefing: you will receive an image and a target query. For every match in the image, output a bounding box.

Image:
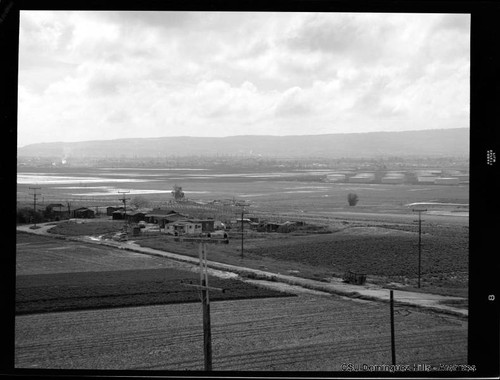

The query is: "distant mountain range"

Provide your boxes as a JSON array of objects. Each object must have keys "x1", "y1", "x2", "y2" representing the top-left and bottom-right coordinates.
[{"x1": 18, "y1": 128, "x2": 469, "y2": 159}]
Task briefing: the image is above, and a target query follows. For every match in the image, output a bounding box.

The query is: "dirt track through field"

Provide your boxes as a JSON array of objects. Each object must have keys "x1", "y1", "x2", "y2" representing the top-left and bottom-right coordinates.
[{"x1": 15, "y1": 294, "x2": 467, "y2": 371}]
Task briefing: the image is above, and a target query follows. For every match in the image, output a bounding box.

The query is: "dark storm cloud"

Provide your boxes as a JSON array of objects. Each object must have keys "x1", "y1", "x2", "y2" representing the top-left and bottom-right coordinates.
[
  {"x1": 284, "y1": 14, "x2": 391, "y2": 62},
  {"x1": 99, "y1": 11, "x2": 195, "y2": 30}
]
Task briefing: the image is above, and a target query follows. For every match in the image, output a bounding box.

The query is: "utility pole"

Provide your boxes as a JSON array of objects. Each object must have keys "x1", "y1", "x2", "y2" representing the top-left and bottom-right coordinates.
[
  {"x1": 390, "y1": 290, "x2": 396, "y2": 365},
  {"x1": 180, "y1": 241, "x2": 224, "y2": 371},
  {"x1": 29, "y1": 187, "x2": 41, "y2": 227},
  {"x1": 118, "y1": 191, "x2": 130, "y2": 226},
  {"x1": 200, "y1": 242, "x2": 212, "y2": 371},
  {"x1": 412, "y1": 208, "x2": 427, "y2": 288},
  {"x1": 241, "y1": 207, "x2": 244, "y2": 258},
  {"x1": 236, "y1": 201, "x2": 249, "y2": 259}
]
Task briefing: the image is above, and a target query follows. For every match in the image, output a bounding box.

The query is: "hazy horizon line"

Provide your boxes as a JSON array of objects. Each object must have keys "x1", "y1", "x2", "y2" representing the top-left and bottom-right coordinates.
[{"x1": 18, "y1": 127, "x2": 469, "y2": 148}]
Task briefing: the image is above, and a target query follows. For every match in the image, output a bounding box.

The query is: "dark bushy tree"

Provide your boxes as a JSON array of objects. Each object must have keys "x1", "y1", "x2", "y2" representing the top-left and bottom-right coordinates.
[
  {"x1": 16, "y1": 208, "x2": 43, "y2": 224},
  {"x1": 130, "y1": 196, "x2": 150, "y2": 209},
  {"x1": 347, "y1": 193, "x2": 359, "y2": 206},
  {"x1": 172, "y1": 185, "x2": 185, "y2": 201}
]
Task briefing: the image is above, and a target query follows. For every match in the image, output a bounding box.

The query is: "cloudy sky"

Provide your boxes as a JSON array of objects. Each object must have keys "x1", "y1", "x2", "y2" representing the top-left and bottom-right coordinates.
[{"x1": 18, "y1": 11, "x2": 470, "y2": 147}]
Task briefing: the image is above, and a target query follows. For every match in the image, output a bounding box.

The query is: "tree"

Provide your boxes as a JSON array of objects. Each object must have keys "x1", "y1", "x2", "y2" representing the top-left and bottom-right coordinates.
[
  {"x1": 130, "y1": 196, "x2": 150, "y2": 209},
  {"x1": 347, "y1": 193, "x2": 359, "y2": 206},
  {"x1": 172, "y1": 185, "x2": 185, "y2": 201},
  {"x1": 16, "y1": 207, "x2": 43, "y2": 224}
]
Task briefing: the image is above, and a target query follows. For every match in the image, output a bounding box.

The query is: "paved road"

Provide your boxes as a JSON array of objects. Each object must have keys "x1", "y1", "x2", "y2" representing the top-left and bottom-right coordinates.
[{"x1": 16, "y1": 222, "x2": 468, "y2": 317}]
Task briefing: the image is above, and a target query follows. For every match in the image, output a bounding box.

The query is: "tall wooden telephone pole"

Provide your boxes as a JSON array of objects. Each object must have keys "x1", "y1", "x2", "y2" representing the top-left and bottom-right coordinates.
[
  {"x1": 181, "y1": 241, "x2": 224, "y2": 371},
  {"x1": 29, "y1": 187, "x2": 41, "y2": 226},
  {"x1": 240, "y1": 208, "x2": 244, "y2": 258},
  {"x1": 118, "y1": 191, "x2": 130, "y2": 226},
  {"x1": 236, "y1": 201, "x2": 249, "y2": 259},
  {"x1": 412, "y1": 208, "x2": 427, "y2": 288},
  {"x1": 199, "y1": 242, "x2": 212, "y2": 370}
]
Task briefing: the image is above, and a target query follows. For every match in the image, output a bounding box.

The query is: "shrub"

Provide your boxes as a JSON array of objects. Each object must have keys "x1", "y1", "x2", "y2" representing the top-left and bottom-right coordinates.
[
  {"x1": 16, "y1": 208, "x2": 44, "y2": 224},
  {"x1": 347, "y1": 193, "x2": 359, "y2": 206}
]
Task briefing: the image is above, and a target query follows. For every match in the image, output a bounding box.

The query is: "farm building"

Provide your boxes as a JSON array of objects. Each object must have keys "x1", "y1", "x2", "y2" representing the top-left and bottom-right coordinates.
[
  {"x1": 145, "y1": 209, "x2": 188, "y2": 226},
  {"x1": 417, "y1": 176, "x2": 437, "y2": 184},
  {"x1": 46, "y1": 203, "x2": 65, "y2": 211},
  {"x1": 112, "y1": 211, "x2": 125, "y2": 220},
  {"x1": 165, "y1": 221, "x2": 202, "y2": 235},
  {"x1": 45, "y1": 203, "x2": 69, "y2": 220},
  {"x1": 188, "y1": 219, "x2": 215, "y2": 232},
  {"x1": 349, "y1": 173, "x2": 375, "y2": 183},
  {"x1": 257, "y1": 222, "x2": 281, "y2": 232},
  {"x1": 326, "y1": 173, "x2": 346, "y2": 182},
  {"x1": 73, "y1": 207, "x2": 95, "y2": 219},
  {"x1": 435, "y1": 177, "x2": 460, "y2": 185},
  {"x1": 416, "y1": 170, "x2": 442, "y2": 177},
  {"x1": 214, "y1": 220, "x2": 226, "y2": 230},
  {"x1": 381, "y1": 173, "x2": 405, "y2": 184},
  {"x1": 107, "y1": 206, "x2": 124, "y2": 216},
  {"x1": 126, "y1": 212, "x2": 147, "y2": 223},
  {"x1": 232, "y1": 218, "x2": 259, "y2": 231}
]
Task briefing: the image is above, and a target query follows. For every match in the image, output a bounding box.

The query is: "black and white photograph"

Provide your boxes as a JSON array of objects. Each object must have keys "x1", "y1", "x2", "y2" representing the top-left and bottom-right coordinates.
[{"x1": 5, "y1": 2, "x2": 498, "y2": 377}]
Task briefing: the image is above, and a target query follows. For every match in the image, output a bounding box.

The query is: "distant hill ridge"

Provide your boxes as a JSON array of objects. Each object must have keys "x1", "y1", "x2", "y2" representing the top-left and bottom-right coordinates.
[{"x1": 18, "y1": 128, "x2": 469, "y2": 158}]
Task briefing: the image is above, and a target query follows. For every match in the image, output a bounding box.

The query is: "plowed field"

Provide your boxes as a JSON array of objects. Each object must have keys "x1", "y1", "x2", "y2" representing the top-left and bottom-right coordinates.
[
  {"x1": 15, "y1": 294, "x2": 467, "y2": 371},
  {"x1": 16, "y1": 268, "x2": 293, "y2": 315}
]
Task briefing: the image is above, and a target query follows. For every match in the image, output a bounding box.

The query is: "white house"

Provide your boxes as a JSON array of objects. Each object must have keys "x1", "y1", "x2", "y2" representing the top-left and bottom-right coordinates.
[{"x1": 165, "y1": 221, "x2": 202, "y2": 235}]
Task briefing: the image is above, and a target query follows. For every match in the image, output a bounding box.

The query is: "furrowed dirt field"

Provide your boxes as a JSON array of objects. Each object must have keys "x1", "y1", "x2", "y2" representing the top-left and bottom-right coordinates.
[
  {"x1": 16, "y1": 233, "x2": 292, "y2": 315},
  {"x1": 132, "y1": 221, "x2": 468, "y2": 297},
  {"x1": 16, "y1": 268, "x2": 293, "y2": 315},
  {"x1": 15, "y1": 231, "x2": 468, "y2": 372},
  {"x1": 15, "y1": 295, "x2": 467, "y2": 371}
]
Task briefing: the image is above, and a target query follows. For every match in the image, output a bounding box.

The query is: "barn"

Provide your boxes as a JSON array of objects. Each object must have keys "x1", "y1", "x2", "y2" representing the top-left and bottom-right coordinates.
[
  {"x1": 112, "y1": 210, "x2": 125, "y2": 220},
  {"x1": 145, "y1": 209, "x2": 188, "y2": 226},
  {"x1": 73, "y1": 207, "x2": 95, "y2": 219},
  {"x1": 107, "y1": 206, "x2": 124, "y2": 216},
  {"x1": 126, "y1": 212, "x2": 147, "y2": 223}
]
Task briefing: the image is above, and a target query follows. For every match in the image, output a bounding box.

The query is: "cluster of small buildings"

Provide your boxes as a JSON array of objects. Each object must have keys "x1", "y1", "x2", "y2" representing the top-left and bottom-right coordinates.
[
  {"x1": 44, "y1": 202, "x2": 306, "y2": 236},
  {"x1": 106, "y1": 207, "x2": 217, "y2": 236},
  {"x1": 415, "y1": 170, "x2": 469, "y2": 185},
  {"x1": 325, "y1": 170, "x2": 469, "y2": 185},
  {"x1": 45, "y1": 204, "x2": 97, "y2": 220}
]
